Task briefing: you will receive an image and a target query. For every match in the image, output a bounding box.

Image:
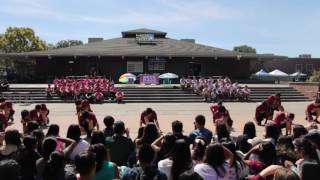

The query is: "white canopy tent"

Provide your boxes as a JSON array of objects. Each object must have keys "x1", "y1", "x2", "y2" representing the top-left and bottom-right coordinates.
[
  {"x1": 269, "y1": 69, "x2": 288, "y2": 77},
  {"x1": 290, "y1": 72, "x2": 307, "y2": 77}
]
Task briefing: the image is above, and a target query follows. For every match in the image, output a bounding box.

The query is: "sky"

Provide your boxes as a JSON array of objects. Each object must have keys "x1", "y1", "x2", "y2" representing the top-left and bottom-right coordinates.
[{"x1": 0, "y1": 0, "x2": 319, "y2": 57}]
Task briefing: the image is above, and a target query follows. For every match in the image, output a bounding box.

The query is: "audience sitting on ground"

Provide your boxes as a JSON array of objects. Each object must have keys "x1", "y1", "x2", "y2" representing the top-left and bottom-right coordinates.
[
  {"x1": 180, "y1": 76, "x2": 250, "y2": 102},
  {"x1": 1, "y1": 99, "x2": 320, "y2": 180}
]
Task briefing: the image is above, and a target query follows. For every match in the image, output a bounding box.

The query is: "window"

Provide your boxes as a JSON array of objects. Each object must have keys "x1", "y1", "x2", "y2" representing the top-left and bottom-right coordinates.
[
  {"x1": 148, "y1": 61, "x2": 165, "y2": 71},
  {"x1": 127, "y1": 61, "x2": 143, "y2": 73},
  {"x1": 306, "y1": 64, "x2": 314, "y2": 73},
  {"x1": 296, "y1": 64, "x2": 303, "y2": 72}
]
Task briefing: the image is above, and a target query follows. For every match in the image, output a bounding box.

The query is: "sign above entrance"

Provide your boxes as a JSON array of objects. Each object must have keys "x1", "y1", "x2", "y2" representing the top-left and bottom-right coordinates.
[{"x1": 136, "y1": 33, "x2": 156, "y2": 44}]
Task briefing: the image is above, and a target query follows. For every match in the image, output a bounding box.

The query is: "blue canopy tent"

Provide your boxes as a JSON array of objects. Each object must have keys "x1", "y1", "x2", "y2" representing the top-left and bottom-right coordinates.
[{"x1": 255, "y1": 69, "x2": 270, "y2": 76}]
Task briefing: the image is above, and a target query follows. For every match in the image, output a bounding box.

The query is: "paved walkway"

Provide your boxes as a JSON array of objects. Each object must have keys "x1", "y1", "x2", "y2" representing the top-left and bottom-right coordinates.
[{"x1": 7, "y1": 101, "x2": 312, "y2": 138}]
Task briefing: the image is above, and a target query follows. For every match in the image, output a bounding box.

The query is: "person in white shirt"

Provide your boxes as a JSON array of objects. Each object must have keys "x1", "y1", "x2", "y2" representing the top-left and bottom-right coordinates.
[
  {"x1": 194, "y1": 143, "x2": 234, "y2": 180},
  {"x1": 66, "y1": 124, "x2": 90, "y2": 161},
  {"x1": 158, "y1": 139, "x2": 193, "y2": 180}
]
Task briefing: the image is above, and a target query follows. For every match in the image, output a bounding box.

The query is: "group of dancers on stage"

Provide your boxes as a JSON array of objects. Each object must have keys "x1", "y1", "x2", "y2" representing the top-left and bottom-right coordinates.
[
  {"x1": 180, "y1": 77, "x2": 251, "y2": 102},
  {"x1": 0, "y1": 93, "x2": 320, "y2": 135},
  {"x1": 0, "y1": 99, "x2": 50, "y2": 132},
  {"x1": 74, "y1": 99, "x2": 161, "y2": 139},
  {"x1": 46, "y1": 76, "x2": 124, "y2": 103},
  {"x1": 210, "y1": 92, "x2": 320, "y2": 135}
]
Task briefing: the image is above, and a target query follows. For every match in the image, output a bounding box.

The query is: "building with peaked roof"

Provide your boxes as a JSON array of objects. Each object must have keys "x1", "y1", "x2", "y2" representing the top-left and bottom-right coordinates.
[{"x1": 0, "y1": 28, "x2": 285, "y2": 82}]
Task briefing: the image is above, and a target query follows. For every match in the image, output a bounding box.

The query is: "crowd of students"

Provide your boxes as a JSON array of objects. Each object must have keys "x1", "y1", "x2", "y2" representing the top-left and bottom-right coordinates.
[
  {"x1": 180, "y1": 77, "x2": 251, "y2": 102},
  {"x1": 48, "y1": 76, "x2": 124, "y2": 103},
  {"x1": 0, "y1": 97, "x2": 320, "y2": 180}
]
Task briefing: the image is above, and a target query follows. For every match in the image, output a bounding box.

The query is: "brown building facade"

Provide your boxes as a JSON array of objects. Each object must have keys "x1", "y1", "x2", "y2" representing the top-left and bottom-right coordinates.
[{"x1": 1, "y1": 28, "x2": 290, "y2": 82}]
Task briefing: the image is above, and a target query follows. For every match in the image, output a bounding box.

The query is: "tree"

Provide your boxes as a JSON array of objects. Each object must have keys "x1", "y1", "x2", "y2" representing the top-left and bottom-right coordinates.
[
  {"x1": 0, "y1": 27, "x2": 47, "y2": 53},
  {"x1": 55, "y1": 40, "x2": 83, "y2": 49},
  {"x1": 308, "y1": 69, "x2": 320, "y2": 82},
  {"x1": 233, "y1": 45, "x2": 257, "y2": 54}
]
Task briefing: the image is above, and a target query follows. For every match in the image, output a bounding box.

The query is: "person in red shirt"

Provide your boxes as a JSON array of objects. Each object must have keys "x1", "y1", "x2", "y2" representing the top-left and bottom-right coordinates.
[
  {"x1": 266, "y1": 93, "x2": 284, "y2": 118},
  {"x1": 3, "y1": 102, "x2": 14, "y2": 123},
  {"x1": 213, "y1": 105, "x2": 233, "y2": 129},
  {"x1": 210, "y1": 101, "x2": 223, "y2": 119},
  {"x1": 255, "y1": 101, "x2": 272, "y2": 126},
  {"x1": 79, "y1": 110, "x2": 99, "y2": 138},
  {"x1": 0, "y1": 113, "x2": 7, "y2": 132},
  {"x1": 39, "y1": 104, "x2": 50, "y2": 126},
  {"x1": 20, "y1": 110, "x2": 30, "y2": 133},
  {"x1": 305, "y1": 98, "x2": 320, "y2": 123},
  {"x1": 273, "y1": 112, "x2": 295, "y2": 135},
  {"x1": 115, "y1": 90, "x2": 124, "y2": 104},
  {"x1": 29, "y1": 104, "x2": 42, "y2": 123},
  {"x1": 81, "y1": 99, "x2": 92, "y2": 112},
  {"x1": 140, "y1": 108, "x2": 160, "y2": 129}
]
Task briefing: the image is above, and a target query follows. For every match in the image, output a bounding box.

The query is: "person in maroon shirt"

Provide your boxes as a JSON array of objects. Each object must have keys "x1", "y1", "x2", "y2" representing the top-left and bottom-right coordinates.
[
  {"x1": 140, "y1": 108, "x2": 160, "y2": 129},
  {"x1": 273, "y1": 112, "x2": 295, "y2": 135},
  {"x1": 305, "y1": 98, "x2": 320, "y2": 123},
  {"x1": 213, "y1": 105, "x2": 233, "y2": 129},
  {"x1": 39, "y1": 104, "x2": 50, "y2": 126},
  {"x1": 3, "y1": 102, "x2": 14, "y2": 123},
  {"x1": 210, "y1": 101, "x2": 223, "y2": 120},
  {"x1": 255, "y1": 101, "x2": 272, "y2": 126},
  {"x1": 20, "y1": 110, "x2": 30, "y2": 134},
  {"x1": 0, "y1": 113, "x2": 7, "y2": 132},
  {"x1": 29, "y1": 104, "x2": 41, "y2": 123},
  {"x1": 79, "y1": 110, "x2": 99, "y2": 138},
  {"x1": 266, "y1": 93, "x2": 284, "y2": 118}
]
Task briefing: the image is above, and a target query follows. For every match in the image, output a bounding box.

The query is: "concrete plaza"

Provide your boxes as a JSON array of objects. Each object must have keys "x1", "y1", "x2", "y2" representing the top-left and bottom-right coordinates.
[{"x1": 6, "y1": 101, "x2": 313, "y2": 138}]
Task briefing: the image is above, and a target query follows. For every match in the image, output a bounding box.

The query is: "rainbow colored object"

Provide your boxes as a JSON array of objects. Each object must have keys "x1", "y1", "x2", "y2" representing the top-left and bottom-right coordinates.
[{"x1": 119, "y1": 76, "x2": 129, "y2": 83}]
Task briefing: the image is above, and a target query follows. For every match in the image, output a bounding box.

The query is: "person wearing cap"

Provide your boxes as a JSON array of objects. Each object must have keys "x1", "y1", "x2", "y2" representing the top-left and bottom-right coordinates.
[
  {"x1": 105, "y1": 120, "x2": 134, "y2": 166},
  {"x1": 273, "y1": 112, "x2": 295, "y2": 135},
  {"x1": 305, "y1": 98, "x2": 320, "y2": 123}
]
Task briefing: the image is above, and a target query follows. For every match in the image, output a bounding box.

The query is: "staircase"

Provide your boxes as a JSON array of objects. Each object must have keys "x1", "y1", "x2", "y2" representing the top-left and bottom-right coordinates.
[
  {"x1": 249, "y1": 87, "x2": 309, "y2": 102},
  {"x1": 0, "y1": 85, "x2": 310, "y2": 103}
]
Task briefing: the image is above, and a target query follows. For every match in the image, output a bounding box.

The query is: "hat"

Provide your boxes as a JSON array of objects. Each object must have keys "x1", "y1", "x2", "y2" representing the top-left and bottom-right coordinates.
[{"x1": 247, "y1": 137, "x2": 263, "y2": 147}]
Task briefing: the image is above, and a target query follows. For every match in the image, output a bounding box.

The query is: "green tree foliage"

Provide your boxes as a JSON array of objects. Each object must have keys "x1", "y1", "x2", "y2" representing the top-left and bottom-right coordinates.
[
  {"x1": 308, "y1": 69, "x2": 320, "y2": 82},
  {"x1": 0, "y1": 27, "x2": 47, "y2": 53},
  {"x1": 55, "y1": 40, "x2": 83, "y2": 49},
  {"x1": 233, "y1": 45, "x2": 257, "y2": 54}
]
